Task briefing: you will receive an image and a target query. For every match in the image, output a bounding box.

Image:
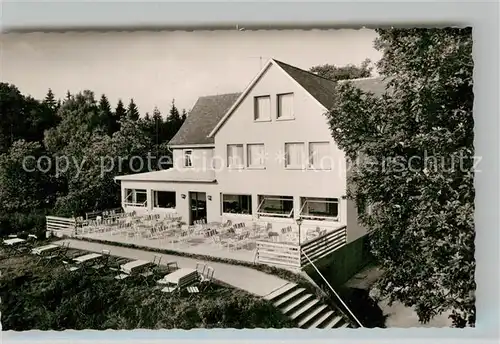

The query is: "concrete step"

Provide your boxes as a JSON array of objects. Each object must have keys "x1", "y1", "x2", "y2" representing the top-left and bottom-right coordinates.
[
  {"x1": 264, "y1": 283, "x2": 297, "y2": 301},
  {"x1": 298, "y1": 304, "x2": 328, "y2": 328},
  {"x1": 281, "y1": 293, "x2": 313, "y2": 314},
  {"x1": 307, "y1": 310, "x2": 335, "y2": 329},
  {"x1": 289, "y1": 298, "x2": 319, "y2": 320},
  {"x1": 323, "y1": 315, "x2": 343, "y2": 329},
  {"x1": 273, "y1": 287, "x2": 306, "y2": 308}
]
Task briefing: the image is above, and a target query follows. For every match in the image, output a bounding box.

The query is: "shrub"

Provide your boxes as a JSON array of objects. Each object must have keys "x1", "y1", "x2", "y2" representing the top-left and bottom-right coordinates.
[{"x1": 0, "y1": 211, "x2": 46, "y2": 238}]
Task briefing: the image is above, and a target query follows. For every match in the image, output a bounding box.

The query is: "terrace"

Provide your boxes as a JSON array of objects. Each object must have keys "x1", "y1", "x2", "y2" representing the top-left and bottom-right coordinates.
[{"x1": 46, "y1": 209, "x2": 348, "y2": 270}]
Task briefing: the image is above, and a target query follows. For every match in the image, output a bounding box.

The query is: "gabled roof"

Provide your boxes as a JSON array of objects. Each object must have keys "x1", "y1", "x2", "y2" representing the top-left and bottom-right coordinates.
[
  {"x1": 339, "y1": 76, "x2": 392, "y2": 97},
  {"x1": 203, "y1": 58, "x2": 391, "y2": 139},
  {"x1": 168, "y1": 92, "x2": 241, "y2": 146},
  {"x1": 272, "y1": 59, "x2": 339, "y2": 109}
]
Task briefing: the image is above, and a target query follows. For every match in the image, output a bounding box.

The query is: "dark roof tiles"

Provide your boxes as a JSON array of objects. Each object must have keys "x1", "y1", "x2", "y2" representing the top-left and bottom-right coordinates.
[{"x1": 168, "y1": 92, "x2": 241, "y2": 146}]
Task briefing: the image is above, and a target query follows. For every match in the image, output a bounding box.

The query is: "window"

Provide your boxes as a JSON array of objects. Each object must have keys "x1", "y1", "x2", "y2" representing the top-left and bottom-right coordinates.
[
  {"x1": 227, "y1": 144, "x2": 244, "y2": 168},
  {"x1": 222, "y1": 194, "x2": 252, "y2": 215},
  {"x1": 254, "y1": 95, "x2": 271, "y2": 121},
  {"x1": 299, "y1": 197, "x2": 339, "y2": 220},
  {"x1": 184, "y1": 150, "x2": 193, "y2": 167},
  {"x1": 285, "y1": 142, "x2": 306, "y2": 168},
  {"x1": 277, "y1": 93, "x2": 294, "y2": 119},
  {"x1": 247, "y1": 144, "x2": 265, "y2": 168},
  {"x1": 124, "y1": 189, "x2": 147, "y2": 207},
  {"x1": 256, "y1": 195, "x2": 294, "y2": 217},
  {"x1": 153, "y1": 191, "x2": 176, "y2": 209},
  {"x1": 309, "y1": 142, "x2": 332, "y2": 169}
]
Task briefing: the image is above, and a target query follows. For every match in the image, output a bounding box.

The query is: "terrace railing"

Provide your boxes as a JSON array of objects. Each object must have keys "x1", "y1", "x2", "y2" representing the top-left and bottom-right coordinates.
[
  {"x1": 46, "y1": 216, "x2": 77, "y2": 237},
  {"x1": 300, "y1": 225, "x2": 347, "y2": 267},
  {"x1": 254, "y1": 225, "x2": 347, "y2": 269},
  {"x1": 254, "y1": 240, "x2": 301, "y2": 268}
]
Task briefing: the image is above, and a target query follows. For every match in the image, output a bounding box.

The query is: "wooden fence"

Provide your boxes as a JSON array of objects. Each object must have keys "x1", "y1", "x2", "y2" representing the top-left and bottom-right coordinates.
[
  {"x1": 46, "y1": 216, "x2": 77, "y2": 237},
  {"x1": 300, "y1": 225, "x2": 347, "y2": 267},
  {"x1": 255, "y1": 225, "x2": 347, "y2": 269},
  {"x1": 254, "y1": 240, "x2": 301, "y2": 268}
]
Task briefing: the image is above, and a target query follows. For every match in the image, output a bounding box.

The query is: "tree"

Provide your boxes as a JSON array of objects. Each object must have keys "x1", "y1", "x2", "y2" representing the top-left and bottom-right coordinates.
[
  {"x1": 44, "y1": 89, "x2": 57, "y2": 111},
  {"x1": 126, "y1": 99, "x2": 140, "y2": 121},
  {"x1": 181, "y1": 109, "x2": 187, "y2": 122},
  {"x1": 165, "y1": 99, "x2": 184, "y2": 139},
  {"x1": 309, "y1": 58, "x2": 373, "y2": 81},
  {"x1": 0, "y1": 140, "x2": 52, "y2": 213},
  {"x1": 115, "y1": 99, "x2": 126, "y2": 120},
  {"x1": 325, "y1": 28, "x2": 474, "y2": 327},
  {"x1": 98, "y1": 94, "x2": 118, "y2": 135}
]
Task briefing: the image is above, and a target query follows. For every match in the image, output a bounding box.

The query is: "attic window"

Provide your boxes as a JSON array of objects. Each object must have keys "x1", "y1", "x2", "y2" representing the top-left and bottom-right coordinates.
[
  {"x1": 254, "y1": 95, "x2": 271, "y2": 121},
  {"x1": 277, "y1": 93, "x2": 294, "y2": 119}
]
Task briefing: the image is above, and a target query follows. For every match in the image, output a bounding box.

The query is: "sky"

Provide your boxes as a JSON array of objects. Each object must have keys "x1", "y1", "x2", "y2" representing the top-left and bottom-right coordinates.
[{"x1": 1, "y1": 29, "x2": 382, "y2": 115}]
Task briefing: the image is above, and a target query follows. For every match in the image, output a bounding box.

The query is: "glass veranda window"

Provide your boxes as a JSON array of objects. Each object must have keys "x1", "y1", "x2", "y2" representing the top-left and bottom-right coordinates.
[
  {"x1": 124, "y1": 189, "x2": 147, "y2": 207},
  {"x1": 256, "y1": 195, "x2": 294, "y2": 217},
  {"x1": 299, "y1": 197, "x2": 339, "y2": 220},
  {"x1": 153, "y1": 191, "x2": 176, "y2": 208},
  {"x1": 222, "y1": 194, "x2": 252, "y2": 214}
]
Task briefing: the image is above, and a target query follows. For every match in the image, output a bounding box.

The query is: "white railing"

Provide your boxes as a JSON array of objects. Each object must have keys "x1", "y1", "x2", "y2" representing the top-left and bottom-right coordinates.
[
  {"x1": 46, "y1": 216, "x2": 77, "y2": 237},
  {"x1": 123, "y1": 200, "x2": 147, "y2": 207},
  {"x1": 301, "y1": 249, "x2": 363, "y2": 328},
  {"x1": 300, "y1": 225, "x2": 347, "y2": 267},
  {"x1": 254, "y1": 240, "x2": 301, "y2": 268}
]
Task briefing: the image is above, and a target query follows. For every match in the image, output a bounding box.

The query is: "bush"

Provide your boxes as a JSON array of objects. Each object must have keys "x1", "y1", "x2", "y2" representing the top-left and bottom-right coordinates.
[{"x1": 0, "y1": 211, "x2": 46, "y2": 238}]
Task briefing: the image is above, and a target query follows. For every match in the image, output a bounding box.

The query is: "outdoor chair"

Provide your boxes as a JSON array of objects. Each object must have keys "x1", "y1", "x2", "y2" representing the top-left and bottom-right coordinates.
[
  {"x1": 196, "y1": 262, "x2": 207, "y2": 276},
  {"x1": 200, "y1": 267, "x2": 214, "y2": 290}
]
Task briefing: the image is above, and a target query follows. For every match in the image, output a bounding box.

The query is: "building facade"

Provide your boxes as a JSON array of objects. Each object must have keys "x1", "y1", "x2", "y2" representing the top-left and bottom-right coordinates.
[{"x1": 115, "y1": 59, "x2": 386, "y2": 244}]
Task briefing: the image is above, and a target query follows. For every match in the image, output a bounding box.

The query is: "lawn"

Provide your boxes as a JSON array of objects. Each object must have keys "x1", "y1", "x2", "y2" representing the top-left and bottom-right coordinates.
[{"x1": 0, "y1": 244, "x2": 294, "y2": 330}]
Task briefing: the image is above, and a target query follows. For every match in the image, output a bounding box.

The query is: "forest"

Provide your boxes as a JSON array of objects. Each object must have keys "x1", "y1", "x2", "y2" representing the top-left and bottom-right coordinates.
[{"x1": 0, "y1": 85, "x2": 186, "y2": 237}]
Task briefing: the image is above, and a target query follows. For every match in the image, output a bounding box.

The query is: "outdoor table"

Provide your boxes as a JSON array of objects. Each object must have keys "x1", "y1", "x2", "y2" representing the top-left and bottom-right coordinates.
[
  {"x1": 73, "y1": 253, "x2": 102, "y2": 264},
  {"x1": 3, "y1": 238, "x2": 26, "y2": 246},
  {"x1": 120, "y1": 259, "x2": 151, "y2": 274},
  {"x1": 31, "y1": 244, "x2": 58, "y2": 254},
  {"x1": 161, "y1": 268, "x2": 197, "y2": 285}
]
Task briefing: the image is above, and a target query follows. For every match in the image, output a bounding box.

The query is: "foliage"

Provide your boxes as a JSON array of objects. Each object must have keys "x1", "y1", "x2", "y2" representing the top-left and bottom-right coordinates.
[
  {"x1": 0, "y1": 212, "x2": 46, "y2": 238},
  {"x1": 309, "y1": 58, "x2": 373, "y2": 81},
  {"x1": 0, "y1": 252, "x2": 293, "y2": 330},
  {"x1": 325, "y1": 28, "x2": 474, "y2": 327},
  {"x1": 126, "y1": 99, "x2": 140, "y2": 121}
]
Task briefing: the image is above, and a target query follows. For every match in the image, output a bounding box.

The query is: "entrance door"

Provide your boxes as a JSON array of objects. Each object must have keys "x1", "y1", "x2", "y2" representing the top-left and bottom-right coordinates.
[{"x1": 189, "y1": 192, "x2": 207, "y2": 225}]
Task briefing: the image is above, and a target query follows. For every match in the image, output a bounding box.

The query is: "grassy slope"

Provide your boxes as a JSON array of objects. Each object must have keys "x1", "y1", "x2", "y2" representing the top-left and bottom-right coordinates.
[{"x1": 0, "y1": 248, "x2": 294, "y2": 330}]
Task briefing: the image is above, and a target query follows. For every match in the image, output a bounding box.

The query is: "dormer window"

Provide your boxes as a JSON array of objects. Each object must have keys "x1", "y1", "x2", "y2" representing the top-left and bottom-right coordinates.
[
  {"x1": 277, "y1": 93, "x2": 294, "y2": 120},
  {"x1": 184, "y1": 150, "x2": 193, "y2": 168},
  {"x1": 254, "y1": 95, "x2": 271, "y2": 121}
]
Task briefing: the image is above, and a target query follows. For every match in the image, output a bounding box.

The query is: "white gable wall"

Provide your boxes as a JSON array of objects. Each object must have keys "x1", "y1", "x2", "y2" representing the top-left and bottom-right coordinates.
[
  {"x1": 172, "y1": 148, "x2": 214, "y2": 171},
  {"x1": 213, "y1": 64, "x2": 348, "y2": 227}
]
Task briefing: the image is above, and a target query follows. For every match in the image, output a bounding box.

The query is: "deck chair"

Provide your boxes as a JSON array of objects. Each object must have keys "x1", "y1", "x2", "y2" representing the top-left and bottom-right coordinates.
[{"x1": 196, "y1": 262, "x2": 207, "y2": 276}]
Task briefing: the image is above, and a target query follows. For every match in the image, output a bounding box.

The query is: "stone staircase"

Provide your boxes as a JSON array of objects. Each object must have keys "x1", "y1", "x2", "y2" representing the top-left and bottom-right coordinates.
[{"x1": 264, "y1": 282, "x2": 353, "y2": 329}]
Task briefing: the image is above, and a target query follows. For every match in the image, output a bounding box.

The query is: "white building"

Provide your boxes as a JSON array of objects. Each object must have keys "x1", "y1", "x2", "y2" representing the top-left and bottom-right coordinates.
[{"x1": 115, "y1": 59, "x2": 387, "y2": 244}]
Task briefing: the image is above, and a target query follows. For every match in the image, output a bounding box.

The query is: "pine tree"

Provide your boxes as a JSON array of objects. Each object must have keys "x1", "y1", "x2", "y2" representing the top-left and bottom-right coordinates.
[
  {"x1": 44, "y1": 89, "x2": 57, "y2": 110},
  {"x1": 98, "y1": 94, "x2": 117, "y2": 135},
  {"x1": 126, "y1": 99, "x2": 140, "y2": 121},
  {"x1": 115, "y1": 99, "x2": 126, "y2": 119},
  {"x1": 65, "y1": 91, "x2": 72, "y2": 100},
  {"x1": 181, "y1": 109, "x2": 187, "y2": 121}
]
